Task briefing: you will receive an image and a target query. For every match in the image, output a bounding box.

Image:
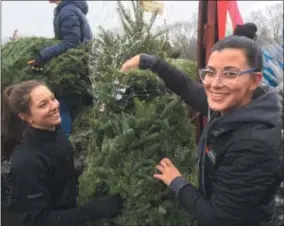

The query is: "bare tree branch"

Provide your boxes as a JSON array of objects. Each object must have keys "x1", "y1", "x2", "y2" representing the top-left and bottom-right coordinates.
[
  {"x1": 166, "y1": 13, "x2": 198, "y2": 60},
  {"x1": 246, "y1": 3, "x2": 283, "y2": 45}
]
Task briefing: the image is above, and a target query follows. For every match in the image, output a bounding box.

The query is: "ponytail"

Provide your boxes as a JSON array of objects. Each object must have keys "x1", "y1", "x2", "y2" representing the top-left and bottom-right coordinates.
[
  {"x1": 1, "y1": 80, "x2": 44, "y2": 161},
  {"x1": 2, "y1": 85, "x2": 22, "y2": 161}
]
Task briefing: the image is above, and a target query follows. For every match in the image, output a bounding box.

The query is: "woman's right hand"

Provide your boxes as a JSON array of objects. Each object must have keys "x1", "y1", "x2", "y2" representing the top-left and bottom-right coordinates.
[{"x1": 120, "y1": 54, "x2": 140, "y2": 72}]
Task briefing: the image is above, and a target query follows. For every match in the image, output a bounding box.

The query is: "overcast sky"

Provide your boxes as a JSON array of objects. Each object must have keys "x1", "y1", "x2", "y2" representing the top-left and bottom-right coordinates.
[{"x1": 1, "y1": 1, "x2": 283, "y2": 39}]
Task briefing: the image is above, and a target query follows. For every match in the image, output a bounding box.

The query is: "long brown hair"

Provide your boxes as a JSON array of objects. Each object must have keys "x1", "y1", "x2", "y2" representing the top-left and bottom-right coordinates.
[{"x1": 1, "y1": 80, "x2": 45, "y2": 161}]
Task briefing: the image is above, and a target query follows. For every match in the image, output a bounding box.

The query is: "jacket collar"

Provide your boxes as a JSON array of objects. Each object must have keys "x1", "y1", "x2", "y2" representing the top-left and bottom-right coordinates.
[{"x1": 25, "y1": 126, "x2": 60, "y2": 143}]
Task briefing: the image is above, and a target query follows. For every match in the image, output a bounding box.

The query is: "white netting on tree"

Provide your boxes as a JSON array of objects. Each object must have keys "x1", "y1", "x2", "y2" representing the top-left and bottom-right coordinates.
[{"x1": 78, "y1": 2, "x2": 198, "y2": 225}]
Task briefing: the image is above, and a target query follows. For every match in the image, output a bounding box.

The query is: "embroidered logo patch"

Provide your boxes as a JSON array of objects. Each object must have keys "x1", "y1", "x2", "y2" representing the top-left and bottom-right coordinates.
[{"x1": 205, "y1": 146, "x2": 216, "y2": 165}]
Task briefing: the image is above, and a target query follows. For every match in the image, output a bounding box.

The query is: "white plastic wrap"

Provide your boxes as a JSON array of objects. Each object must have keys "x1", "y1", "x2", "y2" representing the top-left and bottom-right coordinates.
[{"x1": 261, "y1": 44, "x2": 283, "y2": 89}]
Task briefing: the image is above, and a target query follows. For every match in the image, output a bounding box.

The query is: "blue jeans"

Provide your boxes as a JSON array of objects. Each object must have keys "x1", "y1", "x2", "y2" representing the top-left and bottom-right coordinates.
[
  {"x1": 59, "y1": 99, "x2": 73, "y2": 137},
  {"x1": 59, "y1": 94, "x2": 92, "y2": 137}
]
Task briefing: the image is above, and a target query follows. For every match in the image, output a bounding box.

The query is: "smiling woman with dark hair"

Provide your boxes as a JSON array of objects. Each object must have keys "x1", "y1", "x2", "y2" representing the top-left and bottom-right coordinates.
[
  {"x1": 1, "y1": 80, "x2": 123, "y2": 226},
  {"x1": 121, "y1": 35, "x2": 282, "y2": 226}
]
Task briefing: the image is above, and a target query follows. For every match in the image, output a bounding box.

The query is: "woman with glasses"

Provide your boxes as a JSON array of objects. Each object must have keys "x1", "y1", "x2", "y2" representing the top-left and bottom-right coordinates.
[{"x1": 120, "y1": 35, "x2": 282, "y2": 226}]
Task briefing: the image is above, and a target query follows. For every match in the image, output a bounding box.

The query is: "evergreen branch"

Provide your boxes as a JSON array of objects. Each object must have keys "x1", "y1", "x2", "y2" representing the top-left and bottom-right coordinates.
[
  {"x1": 117, "y1": 0, "x2": 136, "y2": 34},
  {"x1": 131, "y1": 0, "x2": 137, "y2": 13},
  {"x1": 146, "y1": 9, "x2": 159, "y2": 33}
]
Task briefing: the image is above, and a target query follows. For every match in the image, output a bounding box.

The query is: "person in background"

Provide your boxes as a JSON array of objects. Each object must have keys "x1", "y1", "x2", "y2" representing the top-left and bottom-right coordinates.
[
  {"x1": 1, "y1": 80, "x2": 123, "y2": 226},
  {"x1": 121, "y1": 35, "x2": 282, "y2": 225},
  {"x1": 28, "y1": 0, "x2": 93, "y2": 137}
]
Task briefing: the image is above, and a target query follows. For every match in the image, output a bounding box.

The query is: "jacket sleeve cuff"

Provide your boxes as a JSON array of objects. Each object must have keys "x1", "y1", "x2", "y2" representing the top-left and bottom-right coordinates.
[
  {"x1": 39, "y1": 47, "x2": 52, "y2": 62},
  {"x1": 35, "y1": 54, "x2": 44, "y2": 64},
  {"x1": 139, "y1": 53, "x2": 158, "y2": 70},
  {"x1": 169, "y1": 176, "x2": 189, "y2": 195}
]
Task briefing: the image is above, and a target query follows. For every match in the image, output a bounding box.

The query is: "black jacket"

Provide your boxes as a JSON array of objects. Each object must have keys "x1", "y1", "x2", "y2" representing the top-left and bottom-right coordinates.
[
  {"x1": 10, "y1": 127, "x2": 120, "y2": 226},
  {"x1": 139, "y1": 54, "x2": 282, "y2": 226}
]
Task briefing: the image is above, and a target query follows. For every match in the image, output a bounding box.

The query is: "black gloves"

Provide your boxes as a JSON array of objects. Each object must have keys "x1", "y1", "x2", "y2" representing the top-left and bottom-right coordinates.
[
  {"x1": 93, "y1": 194, "x2": 123, "y2": 219},
  {"x1": 27, "y1": 55, "x2": 44, "y2": 72},
  {"x1": 88, "y1": 182, "x2": 123, "y2": 219}
]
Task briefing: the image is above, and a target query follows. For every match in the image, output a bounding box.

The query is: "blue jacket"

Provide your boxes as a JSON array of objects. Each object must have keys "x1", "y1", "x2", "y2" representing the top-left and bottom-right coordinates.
[{"x1": 40, "y1": 0, "x2": 93, "y2": 62}]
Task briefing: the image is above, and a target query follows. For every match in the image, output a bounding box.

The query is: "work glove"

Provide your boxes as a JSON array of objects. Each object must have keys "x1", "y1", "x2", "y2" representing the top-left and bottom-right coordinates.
[
  {"x1": 27, "y1": 55, "x2": 44, "y2": 72},
  {"x1": 93, "y1": 194, "x2": 124, "y2": 218}
]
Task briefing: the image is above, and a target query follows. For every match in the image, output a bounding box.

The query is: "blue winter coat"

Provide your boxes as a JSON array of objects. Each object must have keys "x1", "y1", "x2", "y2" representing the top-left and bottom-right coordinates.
[{"x1": 40, "y1": 0, "x2": 93, "y2": 62}]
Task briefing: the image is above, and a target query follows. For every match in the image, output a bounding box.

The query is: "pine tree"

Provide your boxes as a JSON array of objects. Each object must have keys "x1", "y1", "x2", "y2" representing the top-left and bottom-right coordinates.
[
  {"x1": 88, "y1": 0, "x2": 178, "y2": 105},
  {"x1": 77, "y1": 1, "x2": 198, "y2": 225},
  {"x1": 1, "y1": 1, "x2": 199, "y2": 224},
  {"x1": 1, "y1": 37, "x2": 92, "y2": 98},
  {"x1": 79, "y1": 94, "x2": 197, "y2": 225}
]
